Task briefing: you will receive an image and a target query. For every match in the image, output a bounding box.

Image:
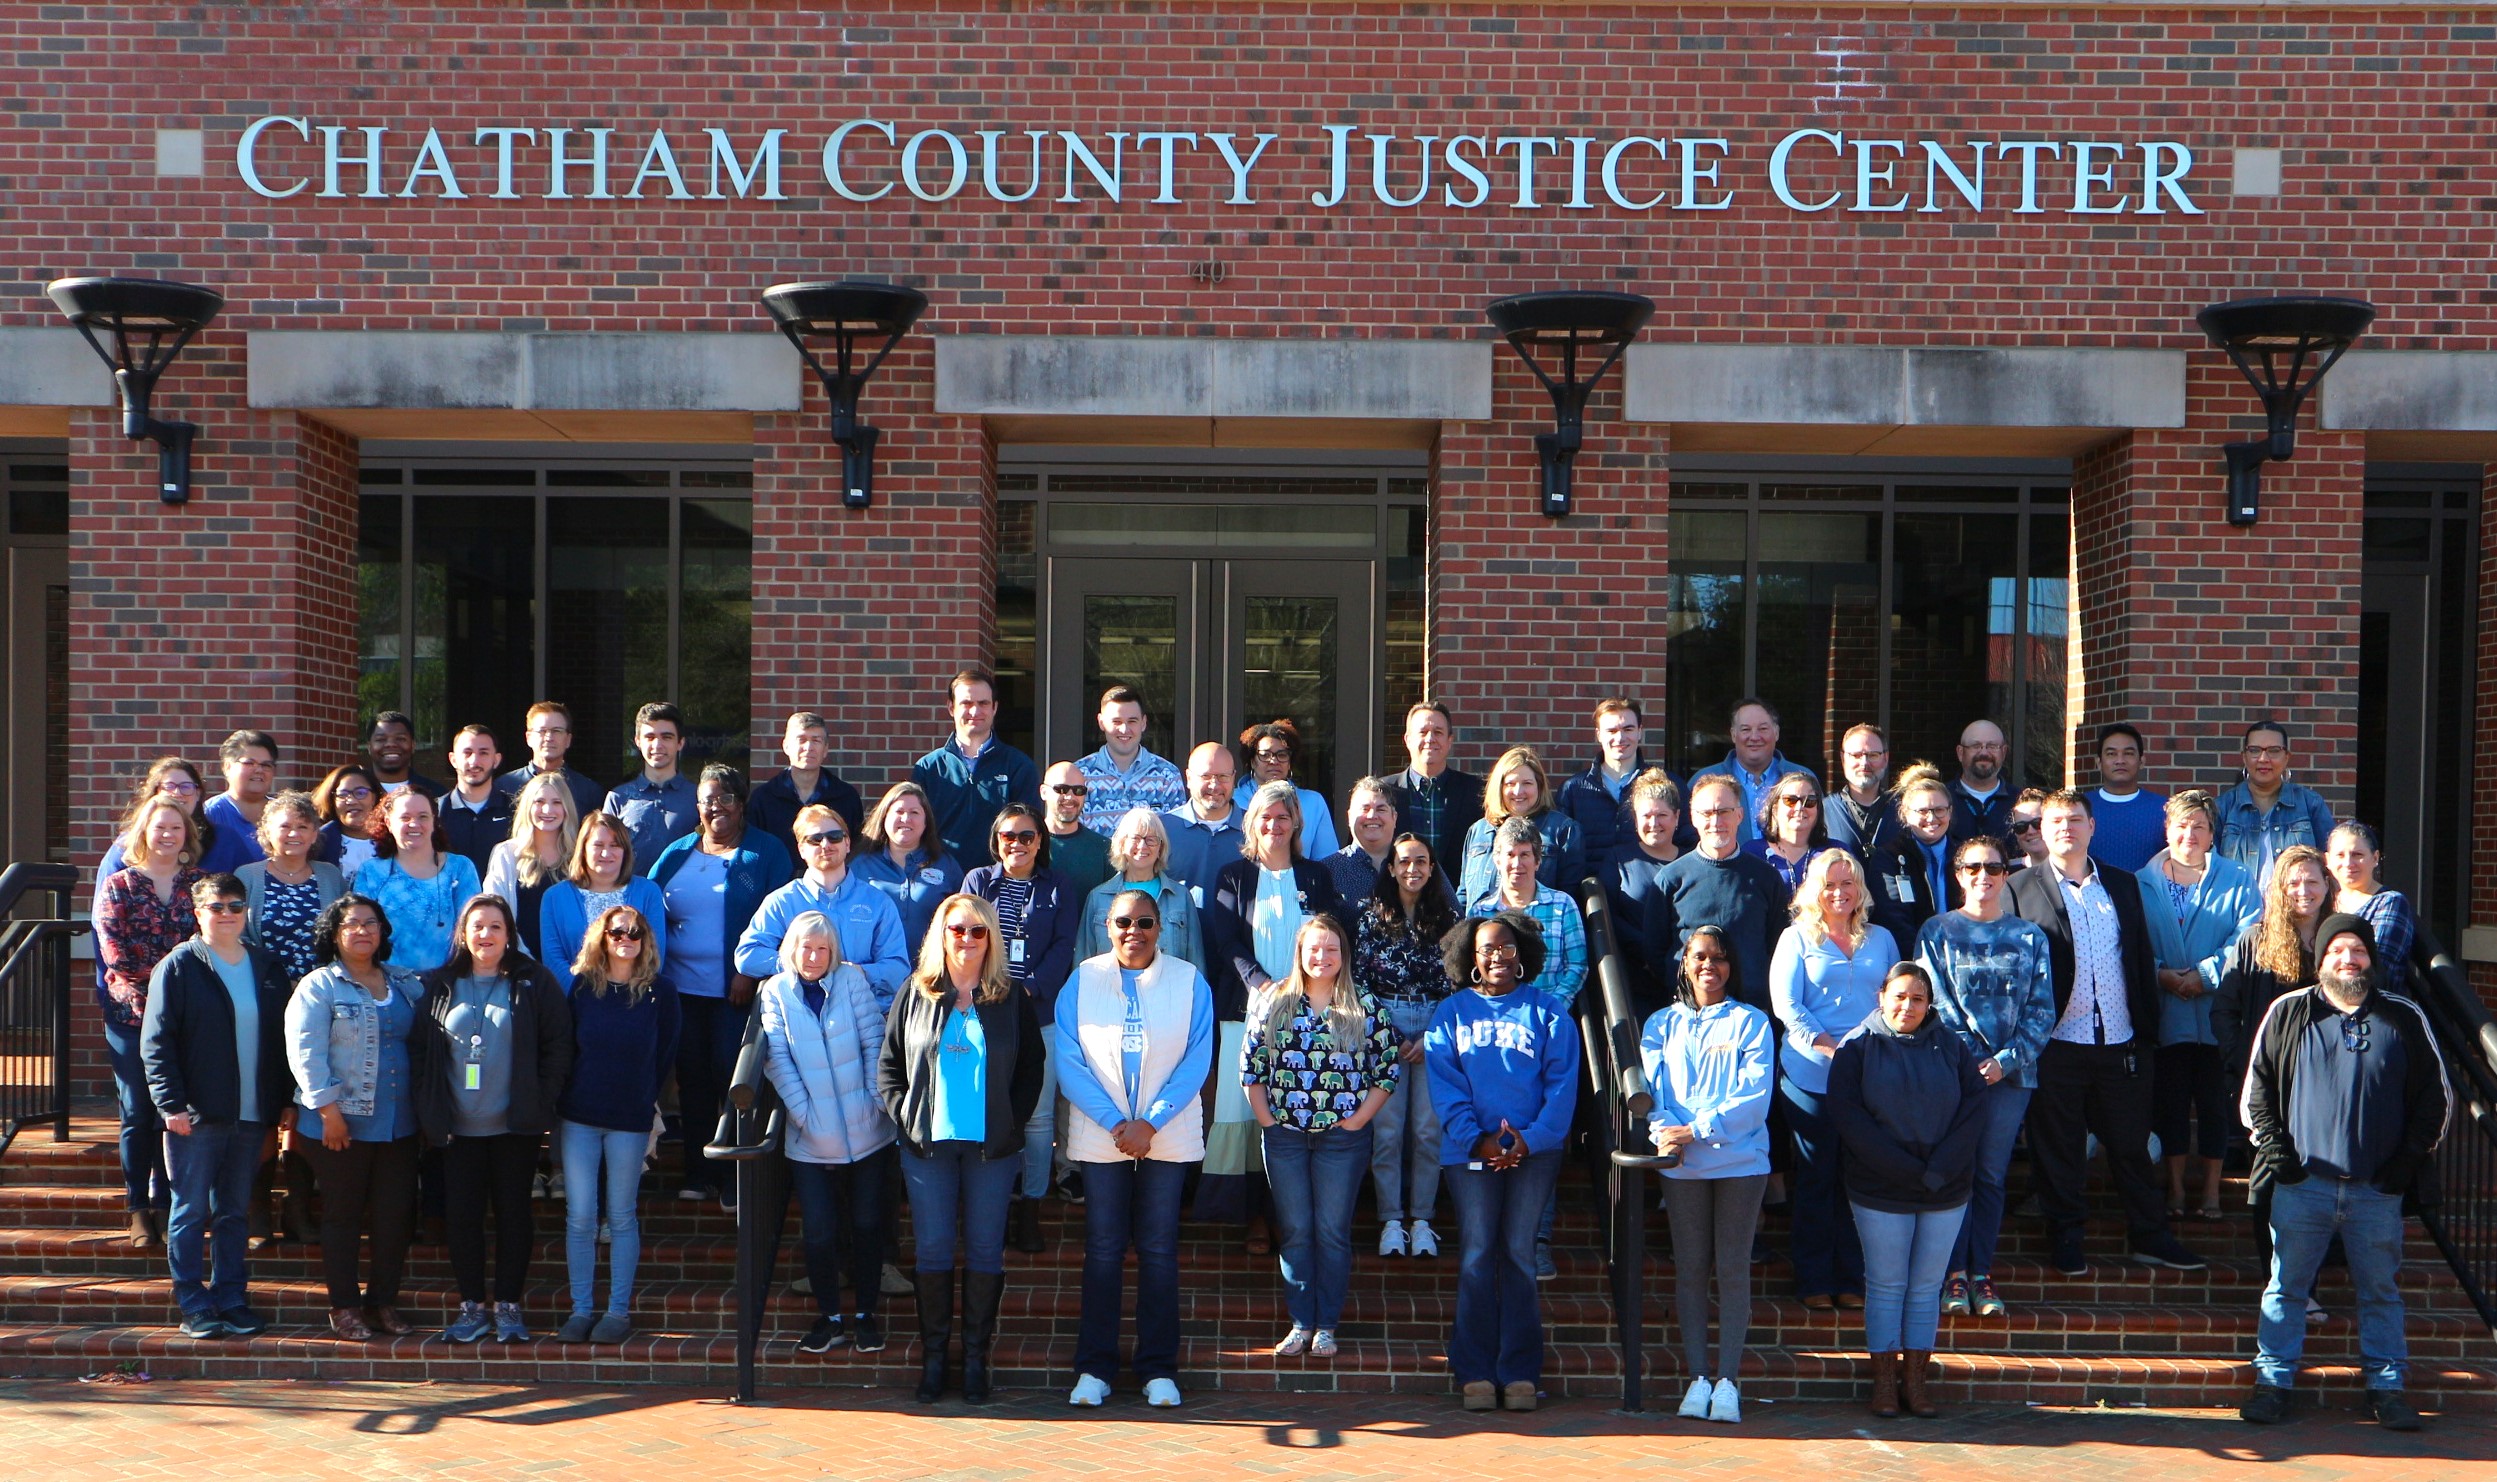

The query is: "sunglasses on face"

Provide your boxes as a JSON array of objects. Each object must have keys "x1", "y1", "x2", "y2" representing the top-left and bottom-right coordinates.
[
  {"x1": 1048, "y1": 784, "x2": 1089, "y2": 796},
  {"x1": 945, "y1": 922, "x2": 991, "y2": 940},
  {"x1": 804, "y1": 829, "x2": 847, "y2": 847},
  {"x1": 1778, "y1": 795, "x2": 1821, "y2": 808},
  {"x1": 203, "y1": 901, "x2": 248, "y2": 916},
  {"x1": 1111, "y1": 915, "x2": 1160, "y2": 930},
  {"x1": 996, "y1": 830, "x2": 1039, "y2": 844},
  {"x1": 604, "y1": 925, "x2": 646, "y2": 942},
  {"x1": 2009, "y1": 819, "x2": 2042, "y2": 834},
  {"x1": 1957, "y1": 862, "x2": 2012, "y2": 877}
]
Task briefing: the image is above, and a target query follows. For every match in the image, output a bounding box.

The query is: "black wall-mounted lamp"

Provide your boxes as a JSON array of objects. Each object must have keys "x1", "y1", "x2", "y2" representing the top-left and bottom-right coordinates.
[
  {"x1": 760, "y1": 280, "x2": 929, "y2": 510},
  {"x1": 46, "y1": 276, "x2": 224, "y2": 504},
  {"x1": 1485, "y1": 290, "x2": 1654, "y2": 518},
  {"x1": 2195, "y1": 295, "x2": 2374, "y2": 526}
]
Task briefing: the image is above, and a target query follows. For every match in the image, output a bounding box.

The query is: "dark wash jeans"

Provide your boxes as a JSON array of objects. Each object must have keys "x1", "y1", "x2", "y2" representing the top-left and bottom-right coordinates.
[{"x1": 1073, "y1": 1156, "x2": 1188, "y2": 1384}]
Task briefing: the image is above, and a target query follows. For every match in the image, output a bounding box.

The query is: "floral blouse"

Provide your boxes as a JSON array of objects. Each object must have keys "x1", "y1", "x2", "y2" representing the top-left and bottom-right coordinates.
[
  {"x1": 94, "y1": 866, "x2": 204, "y2": 1027},
  {"x1": 1240, "y1": 992, "x2": 1403, "y2": 1132},
  {"x1": 1353, "y1": 908, "x2": 1454, "y2": 1004}
]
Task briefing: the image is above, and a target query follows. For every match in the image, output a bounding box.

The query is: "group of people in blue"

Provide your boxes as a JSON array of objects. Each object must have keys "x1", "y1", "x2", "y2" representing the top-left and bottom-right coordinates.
[{"x1": 86, "y1": 681, "x2": 2448, "y2": 1429}]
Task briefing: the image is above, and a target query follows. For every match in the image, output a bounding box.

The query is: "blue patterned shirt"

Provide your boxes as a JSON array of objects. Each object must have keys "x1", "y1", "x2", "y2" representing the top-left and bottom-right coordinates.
[
  {"x1": 1241, "y1": 992, "x2": 1402, "y2": 1131},
  {"x1": 1469, "y1": 884, "x2": 1588, "y2": 1011},
  {"x1": 1075, "y1": 746, "x2": 1187, "y2": 836}
]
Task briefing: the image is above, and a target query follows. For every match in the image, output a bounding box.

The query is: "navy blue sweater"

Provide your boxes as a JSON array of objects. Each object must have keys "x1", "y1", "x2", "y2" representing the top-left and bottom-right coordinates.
[
  {"x1": 1638, "y1": 850, "x2": 1794, "y2": 1015},
  {"x1": 557, "y1": 973, "x2": 683, "y2": 1133}
]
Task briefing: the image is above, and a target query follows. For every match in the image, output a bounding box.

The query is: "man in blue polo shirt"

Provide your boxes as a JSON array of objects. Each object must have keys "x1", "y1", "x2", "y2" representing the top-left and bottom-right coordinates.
[{"x1": 604, "y1": 701, "x2": 699, "y2": 866}]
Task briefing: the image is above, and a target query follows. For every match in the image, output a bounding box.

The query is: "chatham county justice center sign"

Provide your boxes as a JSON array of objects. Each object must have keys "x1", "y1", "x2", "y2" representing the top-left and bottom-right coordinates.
[{"x1": 235, "y1": 117, "x2": 2206, "y2": 217}]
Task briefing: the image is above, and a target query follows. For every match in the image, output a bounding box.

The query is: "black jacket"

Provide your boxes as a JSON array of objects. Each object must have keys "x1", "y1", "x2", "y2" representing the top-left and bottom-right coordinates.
[
  {"x1": 2007, "y1": 862, "x2": 2162, "y2": 1048},
  {"x1": 437, "y1": 787, "x2": 518, "y2": 878},
  {"x1": 1825, "y1": 788, "x2": 1905, "y2": 858},
  {"x1": 1948, "y1": 780, "x2": 2016, "y2": 844},
  {"x1": 1865, "y1": 833, "x2": 1958, "y2": 949},
  {"x1": 748, "y1": 768, "x2": 868, "y2": 884},
  {"x1": 139, "y1": 939, "x2": 295, "y2": 1124},
  {"x1": 1202, "y1": 858, "x2": 1347, "y2": 1020},
  {"x1": 877, "y1": 983, "x2": 1045, "y2": 1162},
  {"x1": 2214, "y1": 933, "x2": 2310, "y2": 1082},
  {"x1": 1826, "y1": 1011, "x2": 1991, "y2": 1212},
  {"x1": 2242, "y1": 983, "x2": 2451, "y2": 1204},
  {"x1": 411, "y1": 958, "x2": 574, "y2": 1144}
]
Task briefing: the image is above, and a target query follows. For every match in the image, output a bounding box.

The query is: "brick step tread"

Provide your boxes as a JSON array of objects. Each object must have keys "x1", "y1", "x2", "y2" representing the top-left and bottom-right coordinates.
[{"x1": 4, "y1": 1320, "x2": 2491, "y2": 1407}]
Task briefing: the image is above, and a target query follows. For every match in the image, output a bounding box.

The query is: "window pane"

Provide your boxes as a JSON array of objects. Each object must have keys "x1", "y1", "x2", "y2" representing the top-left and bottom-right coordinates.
[
  {"x1": 1242, "y1": 593, "x2": 1341, "y2": 807},
  {"x1": 1665, "y1": 510, "x2": 1748, "y2": 776},
  {"x1": 2022, "y1": 511, "x2": 2071, "y2": 789},
  {"x1": 357, "y1": 493, "x2": 403, "y2": 739},
  {"x1": 996, "y1": 501, "x2": 1038, "y2": 759},
  {"x1": 1048, "y1": 501, "x2": 1372, "y2": 549},
  {"x1": 546, "y1": 498, "x2": 671, "y2": 779},
  {"x1": 1383, "y1": 506, "x2": 1426, "y2": 768},
  {"x1": 1889, "y1": 512, "x2": 2022, "y2": 784},
  {"x1": 1755, "y1": 512, "x2": 1880, "y2": 782},
  {"x1": 410, "y1": 496, "x2": 536, "y2": 779},
  {"x1": 681, "y1": 499, "x2": 754, "y2": 773}
]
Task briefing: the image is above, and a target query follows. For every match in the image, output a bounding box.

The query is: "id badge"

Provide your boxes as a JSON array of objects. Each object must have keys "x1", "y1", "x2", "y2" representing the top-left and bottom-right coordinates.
[
  {"x1": 464, "y1": 1033, "x2": 485, "y2": 1091},
  {"x1": 1009, "y1": 937, "x2": 1027, "y2": 966}
]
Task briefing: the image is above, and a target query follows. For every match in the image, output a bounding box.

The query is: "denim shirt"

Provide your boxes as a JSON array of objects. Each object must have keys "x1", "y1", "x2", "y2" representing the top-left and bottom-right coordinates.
[{"x1": 286, "y1": 961, "x2": 425, "y2": 1137}]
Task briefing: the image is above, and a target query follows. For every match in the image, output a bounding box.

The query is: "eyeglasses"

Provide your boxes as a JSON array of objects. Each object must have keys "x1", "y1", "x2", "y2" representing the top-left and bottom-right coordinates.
[
  {"x1": 1474, "y1": 943, "x2": 1519, "y2": 961},
  {"x1": 604, "y1": 926, "x2": 646, "y2": 942},
  {"x1": 202, "y1": 901, "x2": 248, "y2": 916},
  {"x1": 1110, "y1": 915, "x2": 1161, "y2": 930},
  {"x1": 158, "y1": 779, "x2": 201, "y2": 795},
  {"x1": 334, "y1": 785, "x2": 375, "y2": 802},
  {"x1": 2008, "y1": 818, "x2": 2042, "y2": 835},
  {"x1": 2245, "y1": 745, "x2": 2289, "y2": 760},
  {"x1": 1843, "y1": 749, "x2": 1887, "y2": 762},
  {"x1": 803, "y1": 829, "x2": 847, "y2": 847},
  {"x1": 1957, "y1": 862, "x2": 2012, "y2": 877},
  {"x1": 995, "y1": 829, "x2": 1039, "y2": 844},
  {"x1": 1253, "y1": 748, "x2": 1293, "y2": 762},
  {"x1": 945, "y1": 922, "x2": 991, "y2": 940},
  {"x1": 1047, "y1": 784, "x2": 1089, "y2": 796},
  {"x1": 527, "y1": 725, "x2": 571, "y2": 736}
]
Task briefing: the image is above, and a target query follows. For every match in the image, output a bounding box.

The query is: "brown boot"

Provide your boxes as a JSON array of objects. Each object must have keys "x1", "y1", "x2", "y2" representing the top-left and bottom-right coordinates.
[
  {"x1": 126, "y1": 1211, "x2": 158, "y2": 1250},
  {"x1": 1902, "y1": 1351, "x2": 1940, "y2": 1418},
  {"x1": 1868, "y1": 1350, "x2": 1900, "y2": 1418}
]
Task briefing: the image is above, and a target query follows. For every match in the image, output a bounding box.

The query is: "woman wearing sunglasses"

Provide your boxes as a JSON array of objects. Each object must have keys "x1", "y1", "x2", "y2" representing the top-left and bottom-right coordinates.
[
  {"x1": 1912, "y1": 835, "x2": 2056, "y2": 1322},
  {"x1": 961, "y1": 803, "x2": 1079, "y2": 1254},
  {"x1": 877, "y1": 893, "x2": 1044, "y2": 1403},
  {"x1": 554, "y1": 905, "x2": 679, "y2": 1346}
]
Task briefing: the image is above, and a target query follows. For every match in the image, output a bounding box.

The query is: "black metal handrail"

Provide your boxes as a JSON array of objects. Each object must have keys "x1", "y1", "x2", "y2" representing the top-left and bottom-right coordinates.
[
  {"x1": 2407, "y1": 924, "x2": 2497, "y2": 1336},
  {"x1": 0, "y1": 862, "x2": 85, "y2": 1158},
  {"x1": 1578, "y1": 878, "x2": 1677, "y2": 1411},
  {"x1": 702, "y1": 1007, "x2": 786, "y2": 1403}
]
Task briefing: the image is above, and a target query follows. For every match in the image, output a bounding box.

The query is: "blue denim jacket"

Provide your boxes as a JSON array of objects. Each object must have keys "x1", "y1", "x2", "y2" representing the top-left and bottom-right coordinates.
[{"x1": 286, "y1": 961, "x2": 426, "y2": 1121}]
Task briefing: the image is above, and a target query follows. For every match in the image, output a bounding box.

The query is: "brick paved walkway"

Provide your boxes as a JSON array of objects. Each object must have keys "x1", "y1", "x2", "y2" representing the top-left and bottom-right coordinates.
[{"x1": 1, "y1": 1380, "x2": 2486, "y2": 1480}]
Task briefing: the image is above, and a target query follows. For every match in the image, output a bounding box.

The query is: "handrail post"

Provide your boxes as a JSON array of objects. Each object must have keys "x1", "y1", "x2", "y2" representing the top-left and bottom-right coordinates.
[{"x1": 704, "y1": 1008, "x2": 785, "y2": 1404}]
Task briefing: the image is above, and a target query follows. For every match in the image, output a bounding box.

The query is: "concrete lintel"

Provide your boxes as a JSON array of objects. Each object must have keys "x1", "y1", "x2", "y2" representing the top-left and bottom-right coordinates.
[
  {"x1": 247, "y1": 331, "x2": 800, "y2": 412},
  {"x1": 1625, "y1": 344, "x2": 2185, "y2": 429},
  {"x1": 2322, "y1": 352, "x2": 2497, "y2": 432},
  {"x1": 0, "y1": 328, "x2": 114, "y2": 408},
  {"x1": 935, "y1": 336, "x2": 1490, "y2": 421}
]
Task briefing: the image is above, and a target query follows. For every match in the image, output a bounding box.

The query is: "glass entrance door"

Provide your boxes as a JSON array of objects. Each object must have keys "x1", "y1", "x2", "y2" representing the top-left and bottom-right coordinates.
[{"x1": 1044, "y1": 557, "x2": 1375, "y2": 809}]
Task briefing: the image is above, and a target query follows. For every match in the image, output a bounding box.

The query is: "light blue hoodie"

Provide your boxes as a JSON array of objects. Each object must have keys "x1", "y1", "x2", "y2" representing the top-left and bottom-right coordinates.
[{"x1": 1639, "y1": 996, "x2": 1775, "y2": 1179}]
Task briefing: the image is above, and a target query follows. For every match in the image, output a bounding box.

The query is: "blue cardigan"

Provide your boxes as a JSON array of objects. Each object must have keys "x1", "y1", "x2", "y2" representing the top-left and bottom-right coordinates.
[
  {"x1": 647, "y1": 830, "x2": 793, "y2": 985},
  {"x1": 539, "y1": 877, "x2": 672, "y2": 990},
  {"x1": 2135, "y1": 850, "x2": 2262, "y2": 1048}
]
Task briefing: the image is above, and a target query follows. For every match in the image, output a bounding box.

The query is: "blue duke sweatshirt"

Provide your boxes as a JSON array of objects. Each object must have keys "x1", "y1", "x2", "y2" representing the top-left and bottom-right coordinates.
[{"x1": 1423, "y1": 987, "x2": 1580, "y2": 1168}]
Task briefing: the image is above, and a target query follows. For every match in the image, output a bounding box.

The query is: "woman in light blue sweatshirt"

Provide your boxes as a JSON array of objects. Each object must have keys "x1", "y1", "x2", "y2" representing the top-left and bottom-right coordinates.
[
  {"x1": 1424, "y1": 909, "x2": 1579, "y2": 1414},
  {"x1": 1640, "y1": 923, "x2": 1775, "y2": 1424}
]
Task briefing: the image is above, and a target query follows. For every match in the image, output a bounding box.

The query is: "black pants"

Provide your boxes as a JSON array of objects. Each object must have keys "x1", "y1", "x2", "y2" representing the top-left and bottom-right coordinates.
[
  {"x1": 2152, "y1": 1042, "x2": 2235, "y2": 1162},
  {"x1": 2027, "y1": 1040, "x2": 2169, "y2": 1247},
  {"x1": 444, "y1": 1132, "x2": 539, "y2": 1304},
  {"x1": 305, "y1": 1136, "x2": 419, "y2": 1308},
  {"x1": 678, "y1": 994, "x2": 747, "y2": 1196}
]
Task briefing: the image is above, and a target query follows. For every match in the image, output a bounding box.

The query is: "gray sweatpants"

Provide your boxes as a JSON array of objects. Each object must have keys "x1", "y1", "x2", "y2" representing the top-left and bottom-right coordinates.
[{"x1": 1660, "y1": 1172, "x2": 1768, "y2": 1382}]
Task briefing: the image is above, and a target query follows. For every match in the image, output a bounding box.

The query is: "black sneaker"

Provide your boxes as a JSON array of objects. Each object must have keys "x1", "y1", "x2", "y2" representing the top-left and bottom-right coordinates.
[
  {"x1": 2239, "y1": 1384, "x2": 2293, "y2": 1425},
  {"x1": 2051, "y1": 1233, "x2": 2091, "y2": 1277},
  {"x1": 797, "y1": 1316, "x2": 848, "y2": 1355},
  {"x1": 1055, "y1": 1168, "x2": 1087, "y2": 1204},
  {"x1": 2128, "y1": 1235, "x2": 2208, "y2": 1271},
  {"x1": 177, "y1": 1312, "x2": 231, "y2": 1340},
  {"x1": 852, "y1": 1314, "x2": 886, "y2": 1353},
  {"x1": 2366, "y1": 1389, "x2": 2423, "y2": 1432},
  {"x1": 215, "y1": 1306, "x2": 269, "y2": 1337}
]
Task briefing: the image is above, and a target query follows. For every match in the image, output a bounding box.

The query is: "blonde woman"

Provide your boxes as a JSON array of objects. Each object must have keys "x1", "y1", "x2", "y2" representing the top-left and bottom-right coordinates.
[
  {"x1": 1457, "y1": 747, "x2": 1585, "y2": 908},
  {"x1": 877, "y1": 893, "x2": 1045, "y2": 1404},
  {"x1": 1074, "y1": 806, "x2": 1204, "y2": 970},
  {"x1": 551, "y1": 905, "x2": 677, "y2": 1346},
  {"x1": 484, "y1": 772, "x2": 581, "y2": 961},
  {"x1": 1242, "y1": 914, "x2": 1400, "y2": 1358},
  {"x1": 1769, "y1": 849, "x2": 1899, "y2": 1310}
]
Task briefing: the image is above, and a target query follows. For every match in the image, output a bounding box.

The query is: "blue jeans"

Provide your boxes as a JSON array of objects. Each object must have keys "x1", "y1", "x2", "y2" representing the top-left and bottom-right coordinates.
[
  {"x1": 2257, "y1": 1177, "x2": 2409, "y2": 1390},
  {"x1": 1780, "y1": 1075, "x2": 1865, "y2": 1297},
  {"x1": 560, "y1": 1120, "x2": 646, "y2": 1318},
  {"x1": 789, "y1": 1145, "x2": 897, "y2": 1319},
  {"x1": 1444, "y1": 1149, "x2": 1564, "y2": 1387},
  {"x1": 1950, "y1": 1082, "x2": 2034, "y2": 1278},
  {"x1": 1020, "y1": 1032, "x2": 1058, "y2": 1199},
  {"x1": 165, "y1": 1119, "x2": 266, "y2": 1319},
  {"x1": 902, "y1": 1141, "x2": 1020, "y2": 1274},
  {"x1": 1074, "y1": 1156, "x2": 1188, "y2": 1384},
  {"x1": 1852, "y1": 1202, "x2": 1967, "y2": 1352},
  {"x1": 102, "y1": 1016, "x2": 168, "y2": 1213},
  {"x1": 1263, "y1": 1122, "x2": 1372, "y2": 1329},
  {"x1": 1368, "y1": 1003, "x2": 1442, "y2": 1223}
]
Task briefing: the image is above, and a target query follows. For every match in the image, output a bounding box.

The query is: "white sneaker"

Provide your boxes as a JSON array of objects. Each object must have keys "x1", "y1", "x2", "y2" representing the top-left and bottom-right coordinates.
[
  {"x1": 1408, "y1": 1220, "x2": 1440, "y2": 1258},
  {"x1": 1143, "y1": 1377, "x2": 1183, "y2": 1408},
  {"x1": 1377, "y1": 1219, "x2": 1407, "y2": 1257},
  {"x1": 1677, "y1": 1377, "x2": 1713, "y2": 1419},
  {"x1": 1708, "y1": 1377, "x2": 1742, "y2": 1424},
  {"x1": 1068, "y1": 1374, "x2": 1112, "y2": 1407}
]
